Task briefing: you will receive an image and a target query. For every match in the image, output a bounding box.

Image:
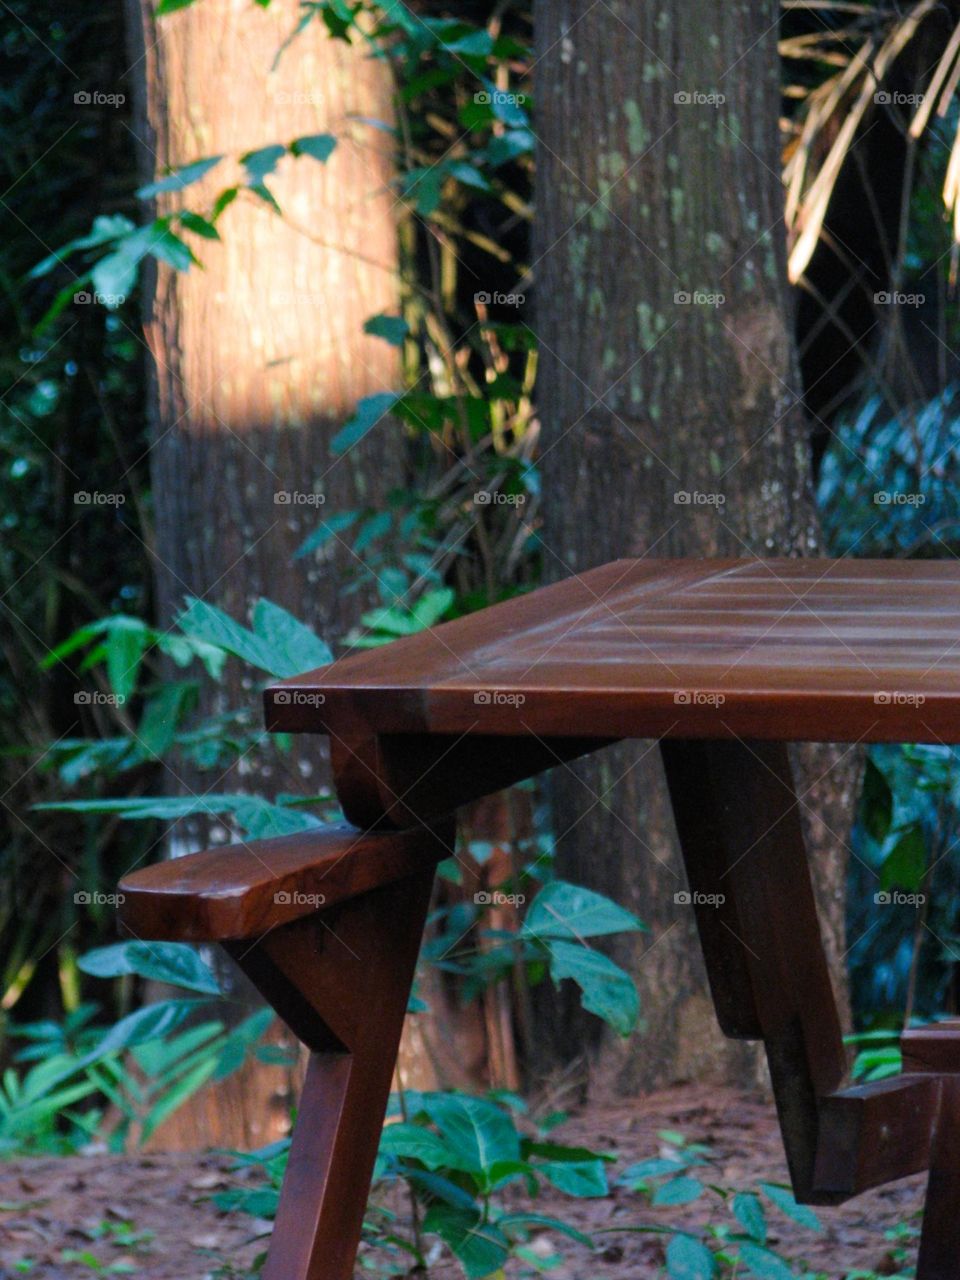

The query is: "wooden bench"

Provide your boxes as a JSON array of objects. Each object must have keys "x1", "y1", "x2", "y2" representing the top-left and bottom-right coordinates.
[
  {"x1": 118, "y1": 822, "x2": 452, "y2": 1280},
  {"x1": 119, "y1": 558, "x2": 960, "y2": 1278}
]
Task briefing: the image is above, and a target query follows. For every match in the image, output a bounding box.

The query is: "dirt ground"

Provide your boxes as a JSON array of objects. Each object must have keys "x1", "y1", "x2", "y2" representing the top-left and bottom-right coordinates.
[{"x1": 0, "y1": 1085, "x2": 924, "y2": 1279}]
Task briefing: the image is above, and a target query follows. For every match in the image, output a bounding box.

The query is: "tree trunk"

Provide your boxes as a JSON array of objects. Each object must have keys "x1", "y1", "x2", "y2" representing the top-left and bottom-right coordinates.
[
  {"x1": 533, "y1": 0, "x2": 856, "y2": 1092},
  {"x1": 124, "y1": 0, "x2": 405, "y2": 1147}
]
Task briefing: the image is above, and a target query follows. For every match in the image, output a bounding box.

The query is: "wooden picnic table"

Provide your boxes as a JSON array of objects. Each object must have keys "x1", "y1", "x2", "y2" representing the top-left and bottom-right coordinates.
[{"x1": 121, "y1": 558, "x2": 960, "y2": 1279}]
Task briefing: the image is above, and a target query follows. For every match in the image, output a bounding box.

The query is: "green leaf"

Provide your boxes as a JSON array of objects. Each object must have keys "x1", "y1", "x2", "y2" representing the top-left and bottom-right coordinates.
[
  {"x1": 295, "y1": 510, "x2": 360, "y2": 558},
  {"x1": 180, "y1": 211, "x2": 220, "y2": 240},
  {"x1": 379, "y1": 1122, "x2": 457, "y2": 1170},
  {"x1": 364, "y1": 313, "x2": 409, "y2": 346},
  {"x1": 733, "y1": 1192, "x2": 767, "y2": 1243},
  {"x1": 442, "y1": 28, "x2": 494, "y2": 55},
  {"x1": 136, "y1": 156, "x2": 223, "y2": 199},
  {"x1": 150, "y1": 226, "x2": 199, "y2": 272},
  {"x1": 666, "y1": 1233, "x2": 715, "y2": 1279},
  {"x1": 212, "y1": 187, "x2": 239, "y2": 220},
  {"x1": 36, "y1": 794, "x2": 320, "y2": 838},
  {"x1": 545, "y1": 940, "x2": 640, "y2": 1036},
  {"x1": 421, "y1": 1205, "x2": 508, "y2": 1280},
  {"x1": 523, "y1": 880, "x2": 646, "y2": 940},
  {"x1": 353, "y1": 511, "x2": 392, "y2": 554},
  {"x1": 290, "y1": 133, "x2": 337, "y2": 163},
  {"x1": 404, "y1": 166, "x2": 444, "y2": 215},
  {"x1": 498, "y1": 1212, "x2": 593, "y2": 1247},
  {"x1": 177, "y1": 598, "x2": 278, "y2": 672},
  {"x1": 28, "y1": 215, "x2": 135, "y2": 280},
  {"x1": 89, "y1": 222, "x2": 159, "y2": 300},
  {"x1": 653, "y1": 1176, "x2": 704, "y2": 1207},
  {"x1": 618, "y1": 1157, "x2": 690, "y2": 1185},
  {"x1": 105, "y1": 620, "x2": 148, "y2": 703},
  {"x1": 156, "y1": 0, "x2": 198, "y2": 12},
  {"x1": 251, "y1": 599, "x2": 333, "y2": 676},
  {"x1": 536, "y1": 1157, "x2": 608, "y2": 1198},
  {"x1": 420, "y1": 1094, "x2": 520, "y2": 1174},
  {"x1": 738, "y1": 1242, "x2": 795, "y2": 1279},
  {"x1": 758, "y1": 1182, "x2": 821, "y2": 1232},
  {"x1": 411, "y1": 588, "x2": 455, "y2": 628},
  {"x1": 141, "y1": 1056, "x2": 220, "y2": 1142},
  {"x1": 241, "y1": 144, "x2": 286, "y2": 184},
  {"x1": 137, "y1": 681, "x2": 195, "y2": 758},
  {"x1": 78, "y1": 942, "x2": 221, "y2": 995},
  {"x1": 880, "y1": 825, "x2": 927, "y2": 892},
  {"x1": 83, "y1": 999, "x2": 212, "y2": 1065},
  {"x1": 331, "y1": 392, "x2": 399, "y2": 455},
  {"x1": 484, "y1": 128, "x2": 534, "y2": 168}
]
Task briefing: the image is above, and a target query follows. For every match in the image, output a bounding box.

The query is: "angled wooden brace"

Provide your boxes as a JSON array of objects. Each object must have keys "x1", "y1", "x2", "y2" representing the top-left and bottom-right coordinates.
[
  {"x1": 662, "y1": 740, "x2": 960, "y2": 1279},
  {"x1": 118, "y1": 820, "x2": 454, "y2": 1280}
]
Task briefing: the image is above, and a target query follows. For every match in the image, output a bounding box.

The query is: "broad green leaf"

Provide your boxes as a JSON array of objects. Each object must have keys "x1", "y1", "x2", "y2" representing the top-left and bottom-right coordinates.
[
  {"x1": 241, "y1": 144, "x2": 286, "y2": 184},
  {"x1": 652, "y1": 1176, "x2": 704, "y2": 1207},
  {"x1": 536, "y1": 1157, "x2": 608, "y2": 1198},
  {"x1": 738, "y1": 1242, "x2": 795, "y2": 1279},
  {"x1": 36, "y1": 793, "x2": 321, "y2": 837},
  {"x1": 523, "y1": 880, "x2": 646, "y2": 940},
  {"x1": 136, "y1": 156, "x2": 223, "y2": 199},
  {"x1": 421, "y1": 1204, "x2": 509, "y2": 1280},
  {"x1": 78, "y1": 942, "x2": 221, "y2": 995},
  {"x1": 411, "y1": 588, "x2": 455, "y2": 628},
  {"x1": 618, "y1": 1157, "x2": 690, "y2": 1185},
  {"x1": 156, "y1": 0, "x2": 198, "y2": 12},
  {"x1": 405, "y1": 166, "x2": 443, "y2": 215},
  {"x1": 331, "y1": 392, "x2": 399, "y2": 455},
  {"x1": 379, "y1": 1122, "x2": 458, "y2": 1170},
  {"x1": 177, "y1": 598, "x2": 278, "y2": 672},
  {"x1": 226, "y1": 796, "x2": 322, "y2": 838},
  {"x1": 290, "y1": 133, "x2": 337, "y2": 163},
  {"x1": 420, "y1": 1094, "x2": 520, "y2": 1174},
  {"x1": 545, "y1": 940, "x2": 640, "y2": 1036},
  {"x1": 498, "y1": 1212, "x2": 593, "y2": 1247},
  {"x1": 758, "y1": 1182, "x2": 821, "y2": 1231},
  {"x1": 251, "y1": 598, "x2": 333, "y2": 676},
  {"x1": 137, "y1": 681, "x2": 195, "y2": 758},
  {"x1": 666, "y1": 1233, "x2": 715, "y2": 1279},
  {"x1": 442, "y1": 29, "x2": 494, "y2": 55},
  {"x1": 733, "y1": 1192, "x2": 766, "y2": 1243},
  {"x1": 90, "y1": 222, "x2": 160, "y2": 300},
  {"x1": 364, "y1": 313, "x2": 409, "y2": 345}
]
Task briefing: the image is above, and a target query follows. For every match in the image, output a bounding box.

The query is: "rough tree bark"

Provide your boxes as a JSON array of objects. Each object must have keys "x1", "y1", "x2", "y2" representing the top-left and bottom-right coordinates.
[
  {"x1": 533, "y1": 0, "x2": 858, "y2": 1092},
  {"x1": 124, "y1": 0, "x2": 405, "y2": 1146}
]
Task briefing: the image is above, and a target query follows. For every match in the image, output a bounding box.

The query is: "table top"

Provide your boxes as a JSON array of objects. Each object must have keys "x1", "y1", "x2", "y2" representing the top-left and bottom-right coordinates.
[{"x1": 265, "y1": 558, "x2": 960, "y2": 743}]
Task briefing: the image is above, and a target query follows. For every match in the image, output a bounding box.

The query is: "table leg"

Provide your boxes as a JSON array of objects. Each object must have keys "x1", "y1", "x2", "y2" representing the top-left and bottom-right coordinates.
[
  {"x1": 226, "y1": 866, "x2": 435, "y2": 1280},
  {"x1": 661, "y1": 739, "x2": 847, "y2": 1200}
]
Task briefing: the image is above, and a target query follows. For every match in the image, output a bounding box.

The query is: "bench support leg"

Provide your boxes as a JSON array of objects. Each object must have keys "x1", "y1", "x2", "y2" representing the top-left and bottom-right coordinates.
[
  {"x1": 916, "y1": 1079, "x2": 960, "y2": 1278},
  {"x1": 226, "y1": 866, "x2": 436, "y2": 1280}
]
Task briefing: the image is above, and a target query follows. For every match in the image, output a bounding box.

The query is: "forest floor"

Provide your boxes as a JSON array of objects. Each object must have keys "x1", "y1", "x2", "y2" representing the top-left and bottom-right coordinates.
[{"x1": 0, "y1": 1084, "x2": 923, "y2": 1279}]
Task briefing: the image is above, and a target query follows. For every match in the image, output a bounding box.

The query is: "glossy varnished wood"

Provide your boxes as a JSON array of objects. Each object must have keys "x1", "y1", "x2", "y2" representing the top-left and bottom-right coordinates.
[
  {"x1": 120, "y1": 558, "x2": 960, "y2": 1279},
  {"x1": 266, "y1": 559, "x2": 960, "y2": 744},
  {"x1": 118, "y1": 823, "x2": 453, "y2": 1280},
  {"x1": 118, "y1": 822, "x2": 450, "y2": 940}
]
